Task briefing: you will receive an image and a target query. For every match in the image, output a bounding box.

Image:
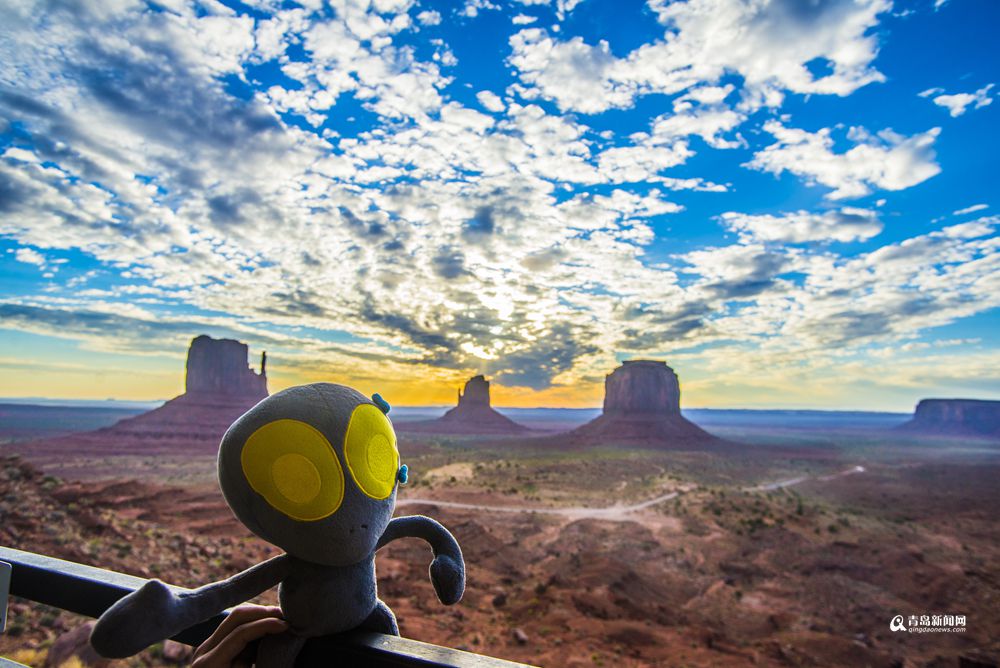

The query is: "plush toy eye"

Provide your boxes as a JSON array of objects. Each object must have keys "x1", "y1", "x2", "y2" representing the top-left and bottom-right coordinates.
[
  {"x1": 241, "y1": 419, "x2": 345, "y2": 521},
  {"x1": 344, "y1": 403, "x2": 399, "y2": 500}
]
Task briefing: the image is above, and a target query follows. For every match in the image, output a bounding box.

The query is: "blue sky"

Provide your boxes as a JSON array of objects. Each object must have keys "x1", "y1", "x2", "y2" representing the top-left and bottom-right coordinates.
[{"x1": 0, "y1": 0, "x2": 997, "y2": 409}]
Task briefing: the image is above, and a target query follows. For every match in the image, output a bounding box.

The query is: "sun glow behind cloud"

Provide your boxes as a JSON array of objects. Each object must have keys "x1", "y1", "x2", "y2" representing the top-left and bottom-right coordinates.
[{"x1": 0, "y1": 0, "x2": 997, "y2": 410}]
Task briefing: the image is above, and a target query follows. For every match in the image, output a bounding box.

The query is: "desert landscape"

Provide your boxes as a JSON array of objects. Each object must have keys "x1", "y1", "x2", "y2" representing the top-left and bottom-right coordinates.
[
  {"x1": 4, "y1": 1, "x2": 999, "y2": 665},
  {"x1": 1, "y1": 337, "x2": 998, "y2": 668}
]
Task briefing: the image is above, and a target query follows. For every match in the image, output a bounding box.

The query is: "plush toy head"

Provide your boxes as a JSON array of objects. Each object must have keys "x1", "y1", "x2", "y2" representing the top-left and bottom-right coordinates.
[{"x1": 218, "y1": 383, "x2": 405, "y2": 567}]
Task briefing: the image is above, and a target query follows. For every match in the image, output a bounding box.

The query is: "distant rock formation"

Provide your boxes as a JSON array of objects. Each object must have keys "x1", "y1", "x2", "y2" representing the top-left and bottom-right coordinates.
[
  {"x1": 897, "y1": 398, "x2": 1000, "y2": 439},
  {"x1": 603, "y1": 359, "x2": 681, "y2": 417},
  {"x1": 17, "y1": 336, "x2": 268, "y2": 458},
  {"x1": 456, "y1": 374, "x2": 491, "y2": 409},
  {"x1": 567, "y1": 360, "x2": 718, "y2": 447},
  {"x1": 185, "y1": 335, "x2": 268, "y2": 398},
  {"x1": 399, "y1": 375, "x2": 530, "y2": 435}
]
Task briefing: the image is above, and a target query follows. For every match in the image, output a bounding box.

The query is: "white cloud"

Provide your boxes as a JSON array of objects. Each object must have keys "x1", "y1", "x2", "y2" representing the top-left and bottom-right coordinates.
[
  {"x1": 721, "y1": 208, "x2": 883, "y2": 243},
  {"x1": 953, "y1": 203, "x2": 988, "y2": 216},
  {"x1": 648, "y1": 85, "x2": 745, "y2": 148},
  {"x1": 556, "y1": 0, "x2": 587, "y2": 18},
  {"x1": 510, "y1": 0, "x2": 891, "y2": 113},
  {"x1": 2, "y1": 147, "x2": 39, "y2": 163},
  {"x1": 673, "y1": 216, "x2": 1000, "y2": 364},
  {"x1": 682, "y1": 242, "x2": 788, "y2": 285},
  {"x1": 746, "y1": 121, "x2": 941, "y2": 200},
  {"x1": 596, "y1": 143, "x2": 692, "y2": 184},
  {"x1": 15, "y1": 247, "x2": 47, "y2": 267},
  {"x1": 259, "y1": 5, "x2": 452, "y2": 123},
  {"x1": 926, "y1": 83, "x2": 994, "y2": 117},
  {"x1": 461, "y1": 0, "x2": 500, "y2": 18},
  {"x1": 476, "y1": 90, "x2": 506, "y2": 113},
  {"x1": 658, "y1": 176, "x2": 728, "y2": 192},
  {"x1": 511, "y1": 0, "x2": 587, "y2": 19},
  {"x1": 508, "y1": 31, "x2": 632, "y2": 114},
  {"x1": 416, "y1": 10, "x2": 441, "y2": 26},
  {"x1": 512, "y1": 14, "x2": 538, "y2": 24}
]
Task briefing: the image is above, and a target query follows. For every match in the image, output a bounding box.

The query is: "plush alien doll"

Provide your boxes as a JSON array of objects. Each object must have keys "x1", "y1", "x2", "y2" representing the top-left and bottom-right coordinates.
[{"x1": 90, "y1": 383, "x2": 465, "y2": 667}]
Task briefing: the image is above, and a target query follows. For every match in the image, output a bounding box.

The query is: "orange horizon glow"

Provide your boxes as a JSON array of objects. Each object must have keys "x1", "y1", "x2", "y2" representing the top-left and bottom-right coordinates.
[
  {"x1": 0, "y1": 336, "x2": 966, "y2": 412},
  {"x1": 0, "y1": 363, "x2": 929, "y2": 412}
]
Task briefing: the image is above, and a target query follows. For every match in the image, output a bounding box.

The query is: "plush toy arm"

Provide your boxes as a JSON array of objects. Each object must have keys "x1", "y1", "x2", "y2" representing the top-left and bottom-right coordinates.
[
  {"x1": 376, "y1": 515, "x2": 465, "y2": 605},
  {"x1": 90, "y1": 554, "x2": 291, "y2": 658}
]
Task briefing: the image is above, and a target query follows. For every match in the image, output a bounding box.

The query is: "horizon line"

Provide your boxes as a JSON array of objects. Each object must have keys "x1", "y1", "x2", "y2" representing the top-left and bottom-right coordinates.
[{"x1": 0, "y1": 395, "x2": 926, "y2": 414}]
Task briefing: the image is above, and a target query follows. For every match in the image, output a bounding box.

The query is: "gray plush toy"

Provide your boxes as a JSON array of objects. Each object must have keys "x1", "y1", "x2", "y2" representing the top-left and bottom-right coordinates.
[{"x1": 90, "y1": 383, "x2": 465, "y2": 666}]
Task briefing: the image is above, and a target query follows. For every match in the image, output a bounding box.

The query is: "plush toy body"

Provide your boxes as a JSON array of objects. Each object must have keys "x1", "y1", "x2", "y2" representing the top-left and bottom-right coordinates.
[{"x1": 91, "y1": 383, "x2": 464, "y2": 667}]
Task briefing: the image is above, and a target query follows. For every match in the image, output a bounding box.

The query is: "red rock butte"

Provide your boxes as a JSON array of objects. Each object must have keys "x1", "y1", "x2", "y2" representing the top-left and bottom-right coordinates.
[
  {"x1": 567, "y1": 360, "x2": 718, "y2": 447},
  {"x1": 18, "y1": 335, "x2": 268, "y2": 457},
  {"x1": 399, "y1": 375, "x2": 530, "y2": 435},
  {"x1": 185, "y1": 335, "x2": 267, "y2": 399},
  {"x1": 897, "y1": 398, "x2": 1000, "y2": 439}
]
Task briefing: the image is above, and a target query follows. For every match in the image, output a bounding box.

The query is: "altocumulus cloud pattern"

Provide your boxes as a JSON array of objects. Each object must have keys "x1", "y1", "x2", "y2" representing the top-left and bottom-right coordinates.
[{"x1": 0, "y1": 0, "x2": 997, "y2": 406}]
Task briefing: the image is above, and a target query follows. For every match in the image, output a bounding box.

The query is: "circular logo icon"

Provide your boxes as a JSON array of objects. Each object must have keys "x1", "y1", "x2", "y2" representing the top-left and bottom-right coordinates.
[{"x1": 890, "y1": 615, "x2": 906, "y2": 632}]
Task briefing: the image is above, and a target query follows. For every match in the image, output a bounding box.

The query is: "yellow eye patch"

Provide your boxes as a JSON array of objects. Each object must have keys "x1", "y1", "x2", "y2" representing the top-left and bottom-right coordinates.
[
  {"x1": 344, "y1": 404, "x2": 399, "y2": 500},
  {"x1": 241, "y1": 419, "x2": 345, "y2": 521}
]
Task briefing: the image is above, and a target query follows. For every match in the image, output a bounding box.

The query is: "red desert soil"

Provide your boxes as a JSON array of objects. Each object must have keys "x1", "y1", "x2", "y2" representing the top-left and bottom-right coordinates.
[{"x1": 2, "y1": 452, "x2": 999, "y2": 668}]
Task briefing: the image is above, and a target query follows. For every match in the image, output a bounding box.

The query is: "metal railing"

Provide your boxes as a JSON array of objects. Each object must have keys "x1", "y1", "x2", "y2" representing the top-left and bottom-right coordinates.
[{"x1": 0, "y1": 546, "x2": 533, "y2": 668}]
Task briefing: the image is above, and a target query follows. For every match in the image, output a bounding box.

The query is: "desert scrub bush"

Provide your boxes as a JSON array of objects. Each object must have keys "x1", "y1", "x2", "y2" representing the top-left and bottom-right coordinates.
[{"x1": 6, "y1": 649, "x2": 46, "y2": 666}]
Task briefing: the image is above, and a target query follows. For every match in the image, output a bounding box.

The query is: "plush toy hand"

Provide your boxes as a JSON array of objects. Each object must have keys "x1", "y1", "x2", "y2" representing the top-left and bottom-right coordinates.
[
  {"x1": 429, "y1": 555, "x2": 464, "y2": 605},
  {"x1": 377, "y1": 516, "x2": 466, "y2": 606},
  {"x1": 91, "y1": 579, "x2": 180, "y2": 658},
  {"x1": 91, "y1": 556, "x2": 291, "y2": 660}
]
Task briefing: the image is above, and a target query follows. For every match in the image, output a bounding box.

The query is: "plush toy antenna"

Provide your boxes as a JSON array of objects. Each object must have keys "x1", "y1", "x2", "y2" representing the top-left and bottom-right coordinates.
[{"x1": 372, "y1": 393, "x2": 391, "y2": 414}]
